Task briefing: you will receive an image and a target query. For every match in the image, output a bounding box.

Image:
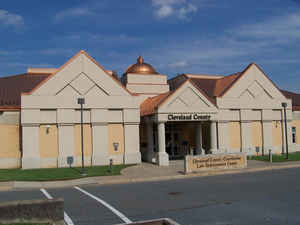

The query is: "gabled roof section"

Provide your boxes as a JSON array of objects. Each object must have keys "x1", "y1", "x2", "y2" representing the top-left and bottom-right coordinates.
[
  {"x1": 0, "y1": 73, "x2": 50, "y2": 110},
  {"x1": 167, "y1": 71, "x2": 242, "y2": 104},
  {"x1": 219, "y1": 63, "x2": 286, "y2": 99},
  {"x1": 28, "y1": 50, "x2": 132, "y2": 96},
  {"x1": 140, "y1": 78, "x2": 217, "y2": 116},
  {"x1": 214, "y1": 72, "x2": 241, "y2": 96},
  {"x1": 167, "y1": 62, "x2": 286, "y2": 103},
  {"x1": 140, "y1": 91, "x2": 172, "y2": 116}
]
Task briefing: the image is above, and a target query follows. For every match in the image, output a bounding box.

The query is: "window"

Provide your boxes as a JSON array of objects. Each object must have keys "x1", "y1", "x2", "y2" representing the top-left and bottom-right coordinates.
[{"x1": 292, "y1": 127, "x2": 296, "y2": 144}]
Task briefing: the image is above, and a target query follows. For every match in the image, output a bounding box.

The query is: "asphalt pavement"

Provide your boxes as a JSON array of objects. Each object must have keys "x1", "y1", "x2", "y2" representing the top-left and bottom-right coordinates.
[{"x1": 1, "y1": 167, "x2": 300, "y2": 225}]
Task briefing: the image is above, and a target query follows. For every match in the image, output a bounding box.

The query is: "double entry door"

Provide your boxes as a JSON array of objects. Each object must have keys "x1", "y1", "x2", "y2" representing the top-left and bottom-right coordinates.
[{"x1": 165, "y1": 123, "x2": 183, "y2": 159}]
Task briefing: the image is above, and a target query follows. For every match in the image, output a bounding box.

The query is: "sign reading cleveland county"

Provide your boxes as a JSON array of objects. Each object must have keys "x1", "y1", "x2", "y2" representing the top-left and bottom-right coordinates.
[
  {"x1": 184, "y1": 153, "x2": 247, "y2": 173},
  {"x1": 168, "y1": 114, "x2": 211, "y2": 121}
]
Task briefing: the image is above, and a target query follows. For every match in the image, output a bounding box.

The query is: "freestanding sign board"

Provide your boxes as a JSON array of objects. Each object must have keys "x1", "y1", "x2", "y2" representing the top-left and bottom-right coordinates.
[{"x1": 184, "y1": 153, "x2": 247, "y2": 173}]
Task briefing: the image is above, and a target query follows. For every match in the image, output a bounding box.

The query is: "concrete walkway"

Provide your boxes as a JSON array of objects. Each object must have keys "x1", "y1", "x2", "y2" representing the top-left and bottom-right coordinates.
[{"x1": 0, "y1": 160, "x2": 300, "y2": 191}]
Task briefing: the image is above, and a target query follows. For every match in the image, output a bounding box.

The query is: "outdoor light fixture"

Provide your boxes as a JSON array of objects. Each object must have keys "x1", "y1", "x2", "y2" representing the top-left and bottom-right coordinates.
[
  {"x1": 78, "y1": 97, "x2": 86, "y2": 175},
  {"x1": 282, "y1": 102, "x2": 288, "y2": 159},
  {"x1": 46, "y1": 125, "x2": 51, "y2": 134}
]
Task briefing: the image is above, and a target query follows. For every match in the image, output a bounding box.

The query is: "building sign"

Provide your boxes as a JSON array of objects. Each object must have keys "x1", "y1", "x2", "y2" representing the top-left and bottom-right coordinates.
[
  {"x1": 184, "y1": 153, "x2": 247, "y2": 173},
  {"x1": 167, "y1": 114, "x2": 211, "y2": 121}
]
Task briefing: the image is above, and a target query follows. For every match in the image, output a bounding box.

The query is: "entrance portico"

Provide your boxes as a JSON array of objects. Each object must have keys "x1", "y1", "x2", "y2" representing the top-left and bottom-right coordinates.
[
  {"x1": 144, "y1": 118, "x2": 218, "y2": 166},
  {"x1": 140, "y1": 79, "x2": 219, "y2": 166}
]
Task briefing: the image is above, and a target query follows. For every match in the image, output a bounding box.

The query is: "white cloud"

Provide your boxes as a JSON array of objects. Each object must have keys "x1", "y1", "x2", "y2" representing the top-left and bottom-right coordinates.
[
  {"x1": 178, "y1": 3, "x2": 197, "y2": 19},
  {"x1": 234, "y1": 13, "x2": 300, "y2": 42},
  {"x1": 7, "y1": 62, "x2": 56, "y2": 68},
  {"x1": 152, "y1": 0, "x2": 197, "y2": 20},
  {"x1": 152, "y1": 0, "x2": 185, "y2": 6},
  {"x1": 0, "y1": 9, "x2": 24, "y2": 27},
  {"x1": 0, "y1": 50, "x2": 10, "y2": 56},
  {"x1": 143, "y1": 12, "x2": 300, "y2": 74},
  {"x1": 40, "y1": 48, "x2": 75, "y2": 56},
  {"x1": 156, "y1": 5, "x2": 174, "y2": 18},
  {"x1": 168, "y1": 60, "x2": 187, "y2": 68},
  {"x1": 88, "y1": 33, "x2": 142, "y2": 43},
  {"x1": 55, "y1": 7, "x2": 93, "y2": 22}
]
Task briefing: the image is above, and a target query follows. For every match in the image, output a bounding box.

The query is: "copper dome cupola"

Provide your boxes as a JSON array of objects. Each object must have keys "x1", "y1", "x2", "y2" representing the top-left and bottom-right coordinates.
[{"x1": 125, "y1": 56, "x2": 159, "y2": 74}]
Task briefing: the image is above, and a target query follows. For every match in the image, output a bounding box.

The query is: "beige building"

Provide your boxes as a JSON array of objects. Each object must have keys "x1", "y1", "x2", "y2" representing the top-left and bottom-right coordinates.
[{"x1": 0, "y1": 51, "x2": 300, "y2": 169}]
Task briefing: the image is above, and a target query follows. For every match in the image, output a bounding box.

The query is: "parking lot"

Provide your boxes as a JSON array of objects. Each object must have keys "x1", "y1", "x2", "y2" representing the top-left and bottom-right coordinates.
[{"x1": 1, "y1": 167, "x2": 300, "y2": 225}]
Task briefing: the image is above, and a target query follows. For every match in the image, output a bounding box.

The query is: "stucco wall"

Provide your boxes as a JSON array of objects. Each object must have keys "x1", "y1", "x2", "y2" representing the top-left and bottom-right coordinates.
[
  {"x1": 39, "y1": 125, "x2": 58, "y2": 168},
  {"x1": 229, "y1": 122, "x2": 241, "y2": 150},
  {"x1": 108, "y1": 123, "x2": 125, "y2": 164},
  {"x1": 252, "y1": 121, "x2": 262, "y2": 148},
  {"x1": 272, "y1": 121, "x2": 283, "y2": 152},
  {"x1": 0, "y1": 124, "x2": 21, "y2": 168},
  {"x1": 74, "y1": 124, "x2": 92, "y2": 166}
]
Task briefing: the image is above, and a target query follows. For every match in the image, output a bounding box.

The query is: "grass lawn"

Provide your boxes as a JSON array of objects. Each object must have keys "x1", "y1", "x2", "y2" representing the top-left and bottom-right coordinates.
[
  {"x1": 0, "y1": 164, "x2": 133, "y2": 182},
  {"x1": 249, "y1": 151, "x2": 300, "y2": 162}
]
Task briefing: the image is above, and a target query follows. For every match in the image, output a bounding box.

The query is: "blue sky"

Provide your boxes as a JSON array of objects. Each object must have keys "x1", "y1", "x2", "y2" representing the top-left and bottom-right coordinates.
[{"x1": 1, "y1": 0, "x2": 300, "y2": 92}]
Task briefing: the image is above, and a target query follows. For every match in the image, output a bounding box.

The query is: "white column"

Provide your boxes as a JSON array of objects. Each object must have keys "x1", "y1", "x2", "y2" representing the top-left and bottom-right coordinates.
[
  {"x1": 147, "y1": 122, "x2": 156, "y2": 163},
  {"x1": 157, "y1": 122, "x2": 169, "y2": 166},
  {"x1": 195, "y1": 123, "x2": 203, "y2": 155},
  {"x1": 22, "y1": 125, "x2": 40, "y2": 169},
  {"x1": 210, "y1": 121, "x2": 218, "y2": 153},
  {"x1": 218, "y1": 121, "x2": 229, "y2": 153},
  {"x1": 241, "y1": 121, "x2": 252, "y2": 153},
  {"x1": 58, "y1": 124, "x2": 75, "y2": 167},
  {"x1": 262, "y1": 121, "x2": 273, "y2": 154},
  {"x1": 92, "y1": 123, "x2": 109, "y2": 165},
  {"x1": 124, "y1": 123, "x2": 141, "y2": 164}
]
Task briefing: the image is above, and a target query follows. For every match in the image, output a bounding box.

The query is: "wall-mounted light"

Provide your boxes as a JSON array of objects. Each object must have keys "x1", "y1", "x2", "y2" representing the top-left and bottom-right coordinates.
[
  {"x1": 46, "y1": 125, "x2": 51, "y2": 134},
  {"x1": 113, "y1": 142, "x2": 119, "y2": 151}
]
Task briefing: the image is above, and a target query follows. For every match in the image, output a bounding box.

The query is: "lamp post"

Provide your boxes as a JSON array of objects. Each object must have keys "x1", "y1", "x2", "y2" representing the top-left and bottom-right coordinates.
[
  {"x1": 281, "y1": 102, "x2": 288, "y2": 159},
  {"x1": 78, "y1": 97, "x2": 85, "y2": 175}
]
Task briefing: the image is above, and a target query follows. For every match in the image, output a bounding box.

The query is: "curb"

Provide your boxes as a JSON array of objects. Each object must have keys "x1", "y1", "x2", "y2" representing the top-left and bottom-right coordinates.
[
  {"x1": 95, "y1": 163, "x2": 300, "y2": 186},
  {"x1": 1, "y1": 163, "x2": 300, "y2": 191}
]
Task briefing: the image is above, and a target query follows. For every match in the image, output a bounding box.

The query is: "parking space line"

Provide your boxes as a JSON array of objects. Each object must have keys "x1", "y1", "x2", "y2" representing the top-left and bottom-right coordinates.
[
  {"x1": 74, "y1": 186, "x2": 132, "y2": 224},
  {"x1": 40, "y1": 188, "x2": 75, "y2": 225}
]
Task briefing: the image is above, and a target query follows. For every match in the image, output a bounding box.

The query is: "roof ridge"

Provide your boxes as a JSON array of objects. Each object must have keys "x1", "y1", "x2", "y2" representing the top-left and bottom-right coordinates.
[
  {"x1": 167, "y1": 73, "x2": 188, "y2": 82},
  {"x1": 0, "y1": 73, "x2": 28, "y2": 79},
  {"x1": 26, "y1": 50, "x2": 133, "y2": 96},
  {"x1": 281, "y1": 89, "x2": 300, "y2": 95}
]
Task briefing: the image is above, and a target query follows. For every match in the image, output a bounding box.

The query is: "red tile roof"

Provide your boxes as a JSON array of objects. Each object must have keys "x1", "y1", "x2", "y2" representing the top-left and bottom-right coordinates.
[
  {"x1": 168, "y1": 72, "x2": 242, "y2": 99},
  {"x1": 140, "y1": 91, "x2": 172, "y2": 116},
  {"x1": 214, "y1": 72, "x2": 241, "y2": 96},
  {"x1": 140, "y1": 71, "x2": 244, "y2": 116},
  {"x1": 140, "y1": 63, "x2": 297, "y2": 116},
  {"x1": 0, "y1": 73, "x2": 50, "y2": 110}
]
